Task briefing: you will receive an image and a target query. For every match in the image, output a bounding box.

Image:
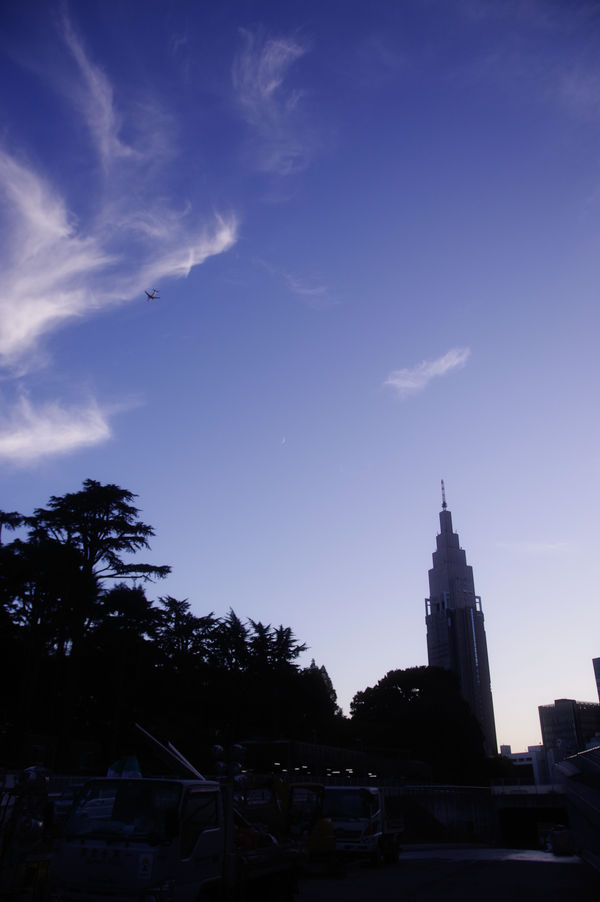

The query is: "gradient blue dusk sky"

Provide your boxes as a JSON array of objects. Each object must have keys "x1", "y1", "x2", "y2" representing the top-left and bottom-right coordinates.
[{"x1": 1, "y1": 0, "x2": 599, "y2": 752}]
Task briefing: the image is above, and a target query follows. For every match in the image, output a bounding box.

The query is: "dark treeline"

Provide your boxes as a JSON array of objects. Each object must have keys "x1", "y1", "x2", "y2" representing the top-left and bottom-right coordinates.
[
  {"x1": 0, "y1": 480, "x2": 342, "y2": 771},
  {"x1": 351, "y1": 666, "x2": 489, "y2": 783},
  {"x1": 0, "y1": 480, "x2": 491, "y2": 782}
]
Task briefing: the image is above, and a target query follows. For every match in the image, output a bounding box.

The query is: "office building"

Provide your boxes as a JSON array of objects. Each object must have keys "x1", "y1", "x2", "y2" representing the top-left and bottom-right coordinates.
[
  {"x1": 538, "y1": 698, "x2": 600, "y2": 763},
  {"x1": 593, "y1": 658, "x2": 600, "y2": 703},
  {"x1": 425, "y1": 486, "x2": 498, "y2": 756},
  {"x1": 500, "y1": 744, "x2": 550, "y2": 785}
]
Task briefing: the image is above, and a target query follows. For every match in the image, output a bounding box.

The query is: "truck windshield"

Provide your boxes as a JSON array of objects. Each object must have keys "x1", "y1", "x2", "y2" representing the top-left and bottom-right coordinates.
[
  {"x1": 65, "y1": 780, "x2": 181, "y2": 842},
  {"x1": 322, "y1": 789, "x2": 377, "y2": 819}
]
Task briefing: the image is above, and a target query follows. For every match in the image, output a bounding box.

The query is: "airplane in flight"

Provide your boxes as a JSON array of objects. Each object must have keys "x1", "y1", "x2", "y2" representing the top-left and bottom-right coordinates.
[{"x1": 145, "y1": 289, "x2": 160, "y2": 301}]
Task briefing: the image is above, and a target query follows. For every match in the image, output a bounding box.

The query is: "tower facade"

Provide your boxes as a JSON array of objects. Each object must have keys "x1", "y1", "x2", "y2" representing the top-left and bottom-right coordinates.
[
  {"x1": 593, "y1": 658, "x2": 600, "y2": 703},
  {"x1": 425, "y1": 489, "x2": 498, "y2": 756}
]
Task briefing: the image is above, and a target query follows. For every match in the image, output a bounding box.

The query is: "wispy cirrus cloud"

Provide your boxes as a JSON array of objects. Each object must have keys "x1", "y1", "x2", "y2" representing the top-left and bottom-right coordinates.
[
  {"x1": 384, "y1": 347, "x2": 471, "y2": 399},
  {"x1": 283, "y1": 272, "x2": 337, "y2": 310},
  {"x1": 0, "y1": 395, "x2": 111, "y2": 465},
  {"x1": 0, "y1": 150, "x2": 112, "y2": 367},
  {"x1": 0, "y1": 13, "x2": 238, "y2": 465},
  {"x1": 253, "y1": 258, "x2": 336, "y2": 309},
  {"x1": 60, "y1": 11, "x2": 135, "y2": 168},
  {"x1": 232, "y1": 28, "x2": 312, "y2": 175},
  {"x1": 0, "y1": 144, "x2": 237, "y2": 368},
  {"x1": 0, "y1": 15, "x2": 238, "y2": 369}
]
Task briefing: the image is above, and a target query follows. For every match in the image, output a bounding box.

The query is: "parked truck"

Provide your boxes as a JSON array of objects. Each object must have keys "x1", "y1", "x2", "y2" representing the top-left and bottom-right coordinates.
[
  {"x1": 320, "y1": 785, "x2": 404, "y2": 864},
  {"x1": 49, "y1": 775, "x2": 298, "y2": 901},
  {"x1": 50, "y1": 726, "x2": 298, "y2": 901}
]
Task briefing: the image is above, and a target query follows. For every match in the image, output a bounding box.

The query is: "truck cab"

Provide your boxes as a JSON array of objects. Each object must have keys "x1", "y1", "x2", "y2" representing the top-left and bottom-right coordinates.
[
  {"x1": 321, "y1": 786, "x2": 403, "y2": 864},
  {"x1": 50, "y1": 777, "x2": 224, "y2": 901}
]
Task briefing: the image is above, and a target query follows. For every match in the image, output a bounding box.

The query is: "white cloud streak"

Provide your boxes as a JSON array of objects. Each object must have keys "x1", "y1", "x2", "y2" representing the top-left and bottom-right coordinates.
[
  {"x1": 283, "y1": 272, "x2": 337, "y2": 310},
  {"x1": 0, "y1": 396, "x2": 111, "y2": 465},
  {"x1": 0, "y1": 14, "x2": 239, "y2": 464},
  {"x1": 0, "y1": 150, "x2": 112, "y2": 366},
  {"x1": 384, "y1": 347, "x2": 471, "y2": 398},
  {"x1": 253, "y1": 258, "x2": 336, "y2": 309},
  {"x1": 143, "y1": 215, "x2": 238, "y2": 281},
  {"x1": 284, "y1": 273, "x2": 327, "y2": 297},
  {"x1": 0, "y1": 13, "x2": 238, "y2": 368},
  {"x1": 61, "y1": 12, "x2": 135, "y2": 168},
  {"x1": 0, "y1": 147, "x2": 237, "y2": 367},
  {"x1": 232, "y1": 29, "x2": 311, "y2": 175}
]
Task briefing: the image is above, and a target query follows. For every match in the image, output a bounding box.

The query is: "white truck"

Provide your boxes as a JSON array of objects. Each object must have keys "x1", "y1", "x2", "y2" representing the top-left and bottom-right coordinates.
[
  {"x1": 49, "y1": 727, "x2": 297, "y2": 901},
  {"x1": 321, "y1": 785, "x2": 404, "y2": 865},
  {"x1": 49, "y1": 775, "x2": 297, "y2": 901}
]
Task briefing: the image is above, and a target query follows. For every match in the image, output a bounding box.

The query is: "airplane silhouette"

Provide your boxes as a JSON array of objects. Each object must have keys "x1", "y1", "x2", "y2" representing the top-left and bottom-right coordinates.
[{"x1": 145, "y1": 289, "x2": 160, "y2": 301}]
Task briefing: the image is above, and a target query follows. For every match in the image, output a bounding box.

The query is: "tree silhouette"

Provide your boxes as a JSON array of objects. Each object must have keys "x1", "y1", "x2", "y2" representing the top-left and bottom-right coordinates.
[
  {"x1": 246, "y1": 621, "x2": 308, "y2": 672},
  {"x1": 0, "y1": 481, "x2": 172, "y2": 765},
  {"x1": 92, "y1": 584, "x2": 161, "y2": 647},
  {"x1": 19, "y1": 480, "x2": 170, "y2": 656},
  {"x1": 155, "y1": 597, "x2": 218, "y2": 668},
  {"x1": 272, "y1": 625, "x2": 307, "y2": 670},
  {"x1": 305, "y1": 659, "x2": 341, "y2": 716},
  {"x1": 0, "y1": 480, "x2": 346, "y2": 769},
  {"x1": 248, "y1": 619, "x2": 274, "y2": 672},
  {"x1": 84, "y1": 584, "x2": 162, "y2": 757},
  {"x1": 214, "y1": 609, "x2": 250, "y2": 672},
  {"x1": 350, "y1": 666, "x2": 485, "y2": 783},
  {"x1": 29, "y1": 479, "x2": 170, "y2": 585},
  {"x1": 0, "y1": 536, "x2": 91, "y2": 656}
]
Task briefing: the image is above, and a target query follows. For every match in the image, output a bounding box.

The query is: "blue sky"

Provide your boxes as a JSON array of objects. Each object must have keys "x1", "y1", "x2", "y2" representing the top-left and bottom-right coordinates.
[{"x1": 1, "y1": 0, "x2": 600, "y2": 752}]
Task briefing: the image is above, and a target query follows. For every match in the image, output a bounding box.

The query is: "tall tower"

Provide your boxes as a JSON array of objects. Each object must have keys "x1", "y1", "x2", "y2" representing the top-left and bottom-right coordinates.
[{"x1": 425, "y1": 483, "x2": 498, "y2": 756}]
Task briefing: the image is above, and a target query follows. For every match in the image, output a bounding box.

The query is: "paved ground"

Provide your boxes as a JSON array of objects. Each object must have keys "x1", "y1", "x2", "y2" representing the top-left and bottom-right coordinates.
[{"x1": 296, "y1": 846, "x2": 600, "y2": 901}]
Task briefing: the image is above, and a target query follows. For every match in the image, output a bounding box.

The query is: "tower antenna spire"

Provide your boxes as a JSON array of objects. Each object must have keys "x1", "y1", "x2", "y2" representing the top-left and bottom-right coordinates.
[{"x1": 441, "y1": 479, "x2": 447, "y2": 510}]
